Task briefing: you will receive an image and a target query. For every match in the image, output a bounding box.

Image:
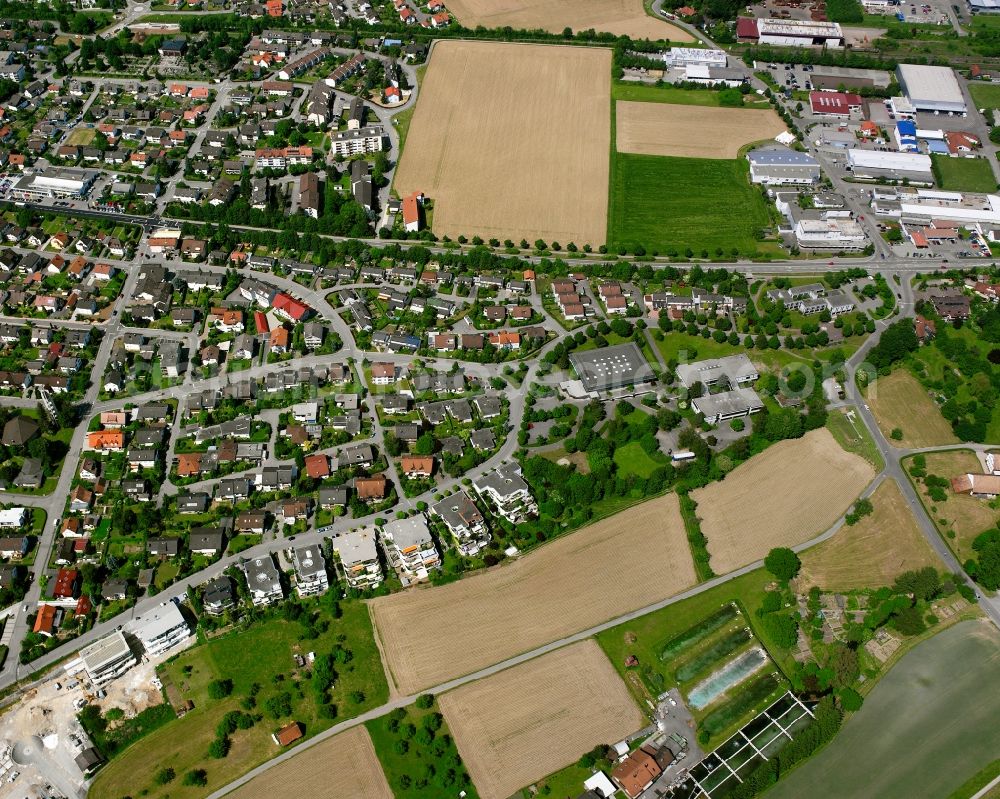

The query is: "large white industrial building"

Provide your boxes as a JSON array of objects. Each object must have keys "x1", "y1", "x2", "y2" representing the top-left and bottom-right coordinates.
[
  {"x1": 897, "y1": 189, "x2": 1000, "y2": 225},
  {"x1": 747, "y1": 147, "x2": 821, "y2": 185},
  {"x1": 847, "y1": 149, "x2": 934, "y2": 184},
  {"x1": 757, "y1": 19, "x2": 844, "y2": 47},
  {"x1": 896, "y1": 64, "x2": 967, "y2": 114},
  {"x1": 665, "y1": 47, "x2": 727, "y2": 67}
]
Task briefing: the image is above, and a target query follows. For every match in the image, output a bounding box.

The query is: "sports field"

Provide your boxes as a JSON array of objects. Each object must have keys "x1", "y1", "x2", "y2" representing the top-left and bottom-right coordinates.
[
  {"x1": 444, "y1": 0, "x2": 695, "y2": 39},
  {"x1": 932, "y1": 154, "x2": 998, "y2": 193},
  {"x1": 910, "y1": 450, "x2": 1000, "y2": 562},
  {"x1": 766, "y1": 621, "x2": 1000, "y2": 799},
  {"x1": 370, "y1": 493, "x2": 695, "y2": 694},
  {"x1": 692, "y1": 428, "x2": 876, "y2": 575},
  {"x1": 797, "y1": 479, "x2": 944, "y2": 591},
  {"x1": 616, "y1": 102, "x2": 785, "y2": 159},
  {"x1": 867, "y1": 369, "x2": 958, "y2": 448},
  {"x1": 607, "y1": 153, "x2": 772, "y2": 253},
  {"x1": 394, "y1": 41, "x2": 611, "y2": 247},
  {"x1": 227, "y1": 727, "x2": 392, "y2": 799},
  {"x1": 438, "y1": 640, "x2": 644, "y2": 799}
]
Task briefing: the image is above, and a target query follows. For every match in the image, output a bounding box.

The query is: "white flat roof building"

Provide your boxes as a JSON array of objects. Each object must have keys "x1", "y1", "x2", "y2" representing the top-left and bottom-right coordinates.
[
  {"x1": 332, "y1": 527, "x2": 383, "y2": 589},
  {"x1": 758, "y1": 18, "x2": 843, "y2": 47},
  {"x1": 676, "y1": 354, "x2": 759, "y2": 389},
  {"x1": 847, "y1": 149, "x2": 933, "y2": 183},
  {"x1": 794, "y1": 219, "x2": 868, "y2": 250},
  {"x1": 665, "y1": 47, "x2": 727, "y2": 67},
  {"x1": 11, "y1": 168, "x2": 97, "y2": 200},
  {"x1": 896, "y1": 64, "x2": 967, "y2": 114},
  {"x1": 0, "y1": 507, "x2": 28, "y2": 528},
  {"x1": 381, "y1": 517, "x2": 440, "y2": 580},
  {"x1": 78, "y1": 630, "x2": 137, "y2": 687},
  {"x1": 898, "y1": 189, "x2": 1000, "y2": 225},
  {"x1": 692, "y1": 388, "x2": 765, "y2": 424},
  {"x1": 129, "y1": 602, "x2": 191, "y2": 657}
]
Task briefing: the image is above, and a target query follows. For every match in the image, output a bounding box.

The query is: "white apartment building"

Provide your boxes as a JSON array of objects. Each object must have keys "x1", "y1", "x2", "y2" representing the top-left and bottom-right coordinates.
[
  {"x1": 330, "y1": 126, "x2": 385, "y2": 158},
  {"x1": 472, "y1": 462, "x2": 538, "y2": 524},
  {"x1": 381, "y1": 517, "x2": 440, "y2": 580},
  {"x1": 292, "y1": 545, "x2": 330, "y2": 597},
  {"x1": 242, "y1": 555, "x2": 284, "y2": 606},
  {"x1": 76, "y1": 630, "x2": 137, "y2": 687},
  {"x1": 331, "y1": 527, "x2": 383, "y2": 589},
  {"x1": 130, "y1": 602, "x2": 191, "y2": 657}
]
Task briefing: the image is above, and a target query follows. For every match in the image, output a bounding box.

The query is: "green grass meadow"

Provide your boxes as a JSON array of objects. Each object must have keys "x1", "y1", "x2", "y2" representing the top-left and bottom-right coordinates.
[
  {"x1": 607, "y1": 152, "x2": 772, "y2": 255},
  {"x1": 932, "y1": 154, "x2": 998, "y2": 193}
]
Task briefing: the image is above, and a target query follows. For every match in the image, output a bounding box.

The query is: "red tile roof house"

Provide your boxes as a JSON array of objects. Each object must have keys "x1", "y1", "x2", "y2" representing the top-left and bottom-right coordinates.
[
  {"x1": 53, "y1": 567, "x2": 80, "y2": 599},
  {"x1": 355, "y1": 475, "x2": 388, "y2": 500},
  {"x1": 400, "y1": 455, "x2": 434, "y2": 477},
  {"x1": 33, "y1": 604, "x2": 60, "y2": 636},
  {"x1": 371, "y1": 362, "x2": 396, "y2": 385},
  {"x1": 272, "y1": 292, "x2": 311, "y2": 322},
  {"x1": 272, "y1": 722, "x2": 303, "y2": 746},
  {"x1": 304, "y1": 454, "x2": 330, "y2": 479}
]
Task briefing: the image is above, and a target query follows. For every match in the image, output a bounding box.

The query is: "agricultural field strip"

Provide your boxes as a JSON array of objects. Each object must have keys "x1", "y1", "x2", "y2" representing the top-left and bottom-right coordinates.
[
  {"x1": 441, "y1": 0, "x2": 695, "y2": 39},
  {"x1": 393, "y1": 41, "x2": 611, "y2": 246},
  {"x1": 208, "y1": 516, "x2": 889, "y2": 799},
  {"x1": 693, "y1": 428, "x2": 877, "y2": 575},
  {"x1": 615, "y1": 101, "x2": 786, "y2": 159},
  {"x1": 227, "y1": 726, "x2": 393, "y2": 799},
  {"x1": 438, "y1": 640, "x2": 644, "y2": 799},
  {"x1": 370, "y1": 493, "x2": 695, "y2": 695}
]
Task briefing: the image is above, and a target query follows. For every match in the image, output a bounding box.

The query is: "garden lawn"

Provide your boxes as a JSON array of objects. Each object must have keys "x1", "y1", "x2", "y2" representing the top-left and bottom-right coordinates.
[
  {"x1": 969, "y1": 80, "x2": 1000, "y2": 109},
  {"x1": 608, "y1": 154, "x2": 771, "y2": 255},
  {"x1": 88, "y1": 601, "x2": 388, "y2": 799},
  {"x1": 932, "y1": 154, "x2": 997, "y2": 193},
  {"x1": 611, "y1": 82, "x2": 728, "y2": 106},
  {"x1": 613, "y1": 440, "x2": 664, "y2": 478}
]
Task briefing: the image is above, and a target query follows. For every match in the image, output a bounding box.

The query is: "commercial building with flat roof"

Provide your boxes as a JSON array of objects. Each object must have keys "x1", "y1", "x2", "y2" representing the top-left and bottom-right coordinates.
[
  {"x1": 569, "y1": 342, "x2": 655, "y2": 394},
  {"x1": 130, "y1": 602, "x2": 191, "y2": 657},
  {"x1": 896, "y1": 64, "x2": 967, "y2": 114},
  {"x1": 747, "y1": 147, "x2": 820, "y2": 186},
  {"x1": 78, "y1": 630, "x2": 137, "y2": 687},
  {"x1": 11, "y1": 168, "x2": 97, "y2": 200},
  {"x1": 676, "y1": 354, "x2": 758, "y2": 389},
  {"x1": 757, "y1": 18, "x2": 844, "y2": 47},
  {"x1": 692, "y1": 388, "x2": 765, "y2": 424},
  {"x1": 847, "y1": 149, "x2": 933, "y2": 184}
]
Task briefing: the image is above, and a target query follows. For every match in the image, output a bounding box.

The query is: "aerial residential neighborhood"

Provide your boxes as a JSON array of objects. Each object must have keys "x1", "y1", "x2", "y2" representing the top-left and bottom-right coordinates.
[{"x1": 0, "y1": 1, "x2": 998, "y2": 799}]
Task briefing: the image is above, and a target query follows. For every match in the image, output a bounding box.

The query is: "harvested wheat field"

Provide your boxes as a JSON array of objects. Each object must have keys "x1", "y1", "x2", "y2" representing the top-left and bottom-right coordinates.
[
  {"x1": 692, "y1": 428, "x2": 876, "y2": 575},
  {"x1": 444, "y1": 0, "x2": 695, "y2": 39},
  {"x1": 798, "y1": 479, "x2": 945, "y2": 591},
  {"x1": 370, "y1": 493, "x2": 694, "y2": 694},
  {"x1": 439, "y1": 640, "x2": 644, "y2": 799},
  {"x1": 867, "y1": 369, "x2": 959, "y2": 448},
  {"x1": 616, "y1": 101, "x2": 786, "y2": 159},
  {"x1": 227, "y1": 726, "x2": 392, "y2": 799},
  {"x1": 393, "y1": 41, "x2": 611, "y2": 247}
]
